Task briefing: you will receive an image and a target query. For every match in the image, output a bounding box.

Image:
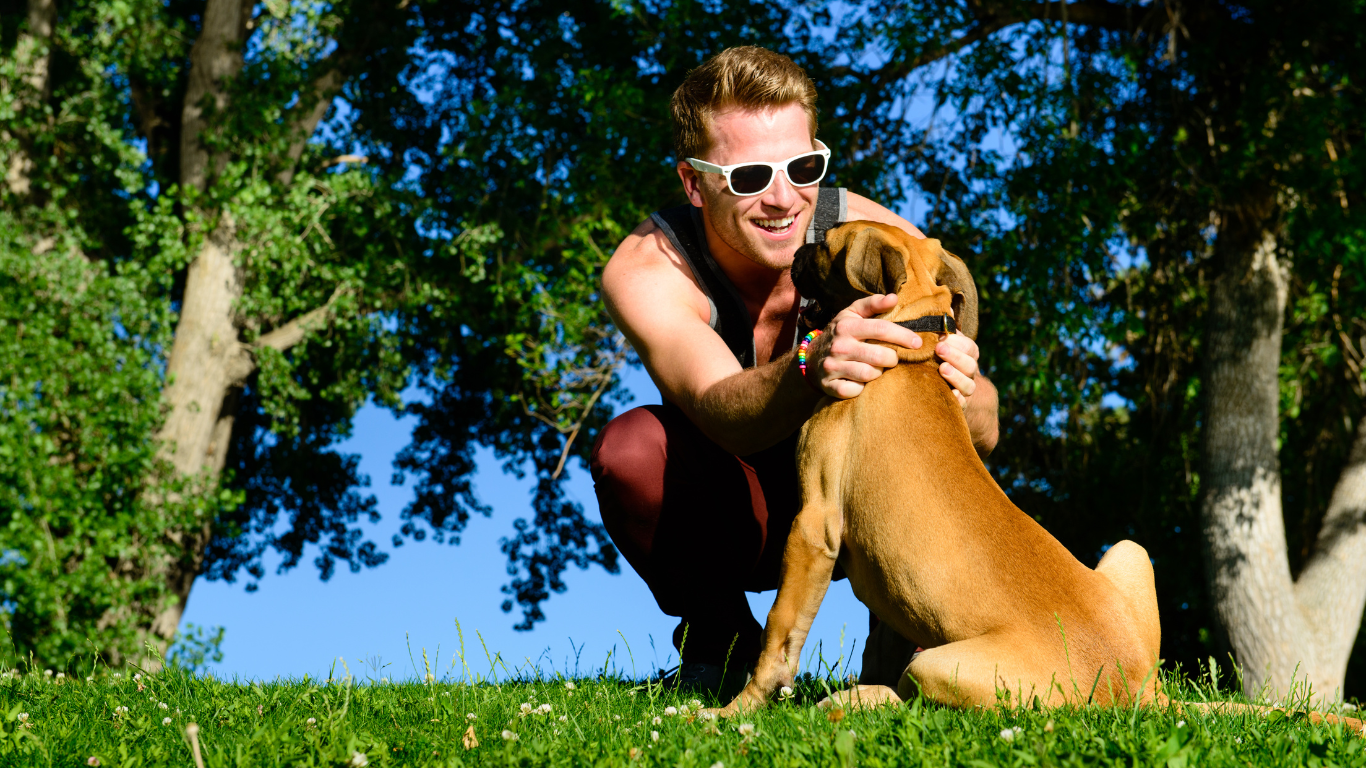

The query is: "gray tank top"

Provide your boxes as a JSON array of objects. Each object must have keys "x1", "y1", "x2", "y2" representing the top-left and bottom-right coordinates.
[{"x1": 649, "y1": 187, "x2": 847, "y2": 369}]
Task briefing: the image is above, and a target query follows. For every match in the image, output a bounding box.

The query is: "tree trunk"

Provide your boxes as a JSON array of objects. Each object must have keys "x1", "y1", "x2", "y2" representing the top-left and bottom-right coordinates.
[
  {"x1": 1200, "y1": 205, "x2": 1366, "y2": 702},
  {"x1": 4, "y1": 0, "x2": 56, "y2": 196},
  {"x1": 151, "y1": 0, "x2": 253, "y2": 642}
]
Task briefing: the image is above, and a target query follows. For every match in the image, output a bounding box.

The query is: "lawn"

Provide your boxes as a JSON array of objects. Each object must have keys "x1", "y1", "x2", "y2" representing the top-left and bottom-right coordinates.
[{"x1": 3, "y1": 658, "x2": 1364, "y2": 767}]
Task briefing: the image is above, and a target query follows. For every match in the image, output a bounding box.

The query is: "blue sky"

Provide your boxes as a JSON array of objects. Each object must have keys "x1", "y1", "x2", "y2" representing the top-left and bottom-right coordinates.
[{"x1": 180, "y1": 365, "x2": 874, "y2": 683}]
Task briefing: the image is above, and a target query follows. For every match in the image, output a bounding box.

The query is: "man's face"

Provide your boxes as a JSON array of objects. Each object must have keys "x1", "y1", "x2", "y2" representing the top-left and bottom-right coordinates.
[{"x1": 677, "y1": 102, "x2": 821, "y2": 272}]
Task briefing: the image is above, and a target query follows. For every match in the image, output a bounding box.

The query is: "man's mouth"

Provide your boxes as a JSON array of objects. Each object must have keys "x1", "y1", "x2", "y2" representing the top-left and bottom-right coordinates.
[{"x1": 752, "y1": 215, "x2": 796, "y2": 235}]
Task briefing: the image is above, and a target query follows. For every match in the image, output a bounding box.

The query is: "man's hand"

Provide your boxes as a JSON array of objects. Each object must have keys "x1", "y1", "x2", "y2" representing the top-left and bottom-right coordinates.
[
  {"x1": 806, "y1": 294, "x2": 922, "y2": 398},
  {"x1": 806, "y1": 294, "x2": 981, "y2": 403},
  {"x1": 936, "y1": 334, "x2": 980, "y2": 408}
]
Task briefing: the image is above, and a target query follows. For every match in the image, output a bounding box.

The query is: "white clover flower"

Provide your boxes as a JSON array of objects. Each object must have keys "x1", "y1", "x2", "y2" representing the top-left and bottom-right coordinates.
[
  {"x1": 652, "y1": 730, "x2": 660, "y2": 742},
  {"x1": 779, "y1": 686, "x2": 794, "y2": 699},
  {"x1": 520, "y1": 702, "x2": 533, "y2": 714},
  {"x1": 55, "y1": 672, "x2": 65, "y2": 680},
  {"x1": 738, "y1": 723, "x2": 756, "y2": 736},
  {"x1": 16, "y1": 713, "x2": 28, "y2": 723},
  {"x1": 114, "y1": 706, "x2": 128, "y2": 715},
  {"x1": 538, "y1": 703, "x2": 553, "y2": 714},
  {"x1": 1000, "y1": 726, "x2": 1023, "y2": 741},
  {"x1": 442, "y1": 692, "x2": 450, "y2": 696},
  {"x1": 699, "y1": 712, "x2": 716, "y2": 721},
  {"x1": 86, "y1": 758, "x2": 100, "y2": 767},
  {"x1": 349, "y1": 752, "x2": 369, "y2": 767},
  {"x1": 133, "y1": 673, "x2": 141, "y2": 682},
  {"x1": 664, "y1": 706, "x2": 678, "y2": 716},
  {"x1": 86, "y1": 676, "x2": 94, "y2": 683},
  {"x1": 652, "y1": 716, "x2": 662, "y2": 725},
  {"x1": 501, "y1": 730, "x2": 519, "y2": 741},
  {"x1": 467, "y1": 713, "x2": 477, "y2": 721},
  {"x1": 565, "y1": 681, "x2": 576, "y2": 690},
  {"x1": 162, "y1": 717, "x2": 172, "y2": 725},
  {"x1": 1235, "y1": 737, "x2": 1243, "y2": 744},
  {"x1": 679, "y1": 704, "x2": 690, "y2": 715},
  {"x1": 380, "y1": 677, "x2": 388, "y2": 684},
  {"x1": 1177, "y1": 720, "x2": 1186, "y2": 728},
  {"x1": 613, "y1": 714, "x2": 622, "y2": 721},
  {"x1": 557, "y1": 714, "x2": 568, "y2": 722},
  {"x1": 112, "y1": 673, "x2": 122, "y2": 678},
  {"x1": 43, "y1": 669, "x2": 52, "y2": 678},
  {"x1": 710, "y1": 762, "x2": 724, "y2": 768},
  {"x1": 306, "y1": 717, "x2": 316, "y2": 726},
  {"x1": 158, "y1": 702, "x2": 168, "y2": 710},
  {"x1": 691, "y1": 699, "x2": 702, "y2": 708}
]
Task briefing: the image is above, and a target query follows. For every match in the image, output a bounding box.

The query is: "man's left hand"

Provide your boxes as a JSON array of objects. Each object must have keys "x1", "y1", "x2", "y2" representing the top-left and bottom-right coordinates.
[{"x1": 936, "y1": 333, "x2": 979, "y2": 408}]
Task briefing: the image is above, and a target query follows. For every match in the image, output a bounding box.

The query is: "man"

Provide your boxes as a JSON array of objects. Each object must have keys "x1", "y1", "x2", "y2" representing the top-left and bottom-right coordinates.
[{"x1": 592, "y1": 46, "x2": 999, "y2": 688}]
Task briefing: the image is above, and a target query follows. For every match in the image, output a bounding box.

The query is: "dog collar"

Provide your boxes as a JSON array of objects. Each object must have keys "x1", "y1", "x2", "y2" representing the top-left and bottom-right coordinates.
[{"x1": 894, "y1": 313, "x2": 957, "y2": 335}]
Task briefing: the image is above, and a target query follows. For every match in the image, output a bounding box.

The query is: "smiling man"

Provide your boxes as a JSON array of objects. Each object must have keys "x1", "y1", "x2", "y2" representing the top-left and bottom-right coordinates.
[{"x1": 592, "y1": 46, "x2": 999, "y2": 690}]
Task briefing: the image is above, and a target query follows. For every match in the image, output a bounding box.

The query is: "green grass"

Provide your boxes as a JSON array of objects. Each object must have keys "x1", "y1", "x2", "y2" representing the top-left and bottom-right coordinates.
[{"x1": 2, "y1": 661, "x2": 1365, "y2": 767}]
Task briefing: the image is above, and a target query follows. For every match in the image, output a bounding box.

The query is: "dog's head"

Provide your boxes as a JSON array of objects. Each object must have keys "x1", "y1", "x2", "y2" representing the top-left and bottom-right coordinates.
[{"x1": 792, "y1": 221, "x2": 978, "y2": 340}]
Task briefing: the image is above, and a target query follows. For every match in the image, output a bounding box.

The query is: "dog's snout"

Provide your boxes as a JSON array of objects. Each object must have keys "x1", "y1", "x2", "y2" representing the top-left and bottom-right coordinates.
[{"x1": 791, "y1": 242, "x2": 821, "y2": 299}]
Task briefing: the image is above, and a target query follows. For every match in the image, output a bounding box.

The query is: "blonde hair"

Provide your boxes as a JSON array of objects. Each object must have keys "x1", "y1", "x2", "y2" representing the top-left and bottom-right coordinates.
[{"x1": 670, "y1": 46, "x2": 818, "y2": 161}]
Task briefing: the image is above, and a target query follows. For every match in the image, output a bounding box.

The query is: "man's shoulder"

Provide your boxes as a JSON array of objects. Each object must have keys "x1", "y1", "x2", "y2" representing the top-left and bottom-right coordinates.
[
  {"x1": 602, "y1": 215, "x2": 708, "y2": 320},
  {"x1": 844, "y1": 191, "x2": 926, "y2": 239}
]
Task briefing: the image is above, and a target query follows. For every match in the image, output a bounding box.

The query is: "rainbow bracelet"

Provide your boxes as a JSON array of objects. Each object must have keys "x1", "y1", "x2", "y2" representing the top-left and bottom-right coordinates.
[{"x1": 798, "y1": 328, "x2": 823, "y2": 383}]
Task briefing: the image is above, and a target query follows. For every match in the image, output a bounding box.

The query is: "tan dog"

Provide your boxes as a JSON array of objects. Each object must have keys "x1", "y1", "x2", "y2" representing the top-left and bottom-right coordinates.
[
  {"x1": 713, "y1": 222, "x2": 1366, "y2": 731},
  {"x1": 713, "y1": 220, "x2": 1165, "y2": 715}
]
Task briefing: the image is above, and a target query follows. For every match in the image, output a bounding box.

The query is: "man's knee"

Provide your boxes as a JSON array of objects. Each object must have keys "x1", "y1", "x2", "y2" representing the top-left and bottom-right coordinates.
[{"x1": 591, "y1": 405, "x2": 669, "y2": 488}]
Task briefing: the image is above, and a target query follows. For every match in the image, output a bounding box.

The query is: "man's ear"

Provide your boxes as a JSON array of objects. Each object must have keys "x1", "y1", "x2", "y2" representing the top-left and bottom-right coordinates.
[
  {"x1": 677, "y1": 162, "x2": 705, "y2": 207},
  {"x1": 843, "y1": 226, "x2": 908, "y2": 295}
]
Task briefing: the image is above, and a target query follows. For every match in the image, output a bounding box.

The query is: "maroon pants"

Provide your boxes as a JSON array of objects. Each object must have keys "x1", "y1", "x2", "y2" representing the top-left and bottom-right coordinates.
[{"x1": 591, "y1": 403, "x2": 809, "y2": 668}]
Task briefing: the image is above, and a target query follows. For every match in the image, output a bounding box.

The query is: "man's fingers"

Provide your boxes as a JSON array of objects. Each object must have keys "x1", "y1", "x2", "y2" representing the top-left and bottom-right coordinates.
[
  {"x1": 844, "y1": 293, "x2": 900, "y2": 319},
  {"x1": 935, "y1": 336, "x2": 979, "y2": 379},
  {"x1": 831, "y1": 317, "x2": 922, "y2": 351},
  {"x1": 939, "y1": 362, "x2": 976, "y2": 398},
  {"x1": 826, "y1": 333, "x2": 902, "y2": 368}
]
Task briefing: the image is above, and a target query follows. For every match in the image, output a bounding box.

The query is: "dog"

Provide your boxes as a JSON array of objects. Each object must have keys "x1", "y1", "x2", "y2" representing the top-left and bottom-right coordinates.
[
  {"x1": 710, "y1": 220, "x2": 1352, "y2": 723},
  {"x1": 706, "y1": 221, "x2": 1366, "y2": 730}
]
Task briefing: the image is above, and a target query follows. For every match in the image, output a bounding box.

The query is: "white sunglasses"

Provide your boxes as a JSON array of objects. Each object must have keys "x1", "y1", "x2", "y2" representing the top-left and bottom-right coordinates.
[{"x1": 686, "y1": 140, "x2": 831, "y2": 196}]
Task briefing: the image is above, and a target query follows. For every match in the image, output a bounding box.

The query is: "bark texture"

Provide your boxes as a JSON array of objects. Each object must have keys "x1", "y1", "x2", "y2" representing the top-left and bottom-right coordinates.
[
  {"x1": 1201, "y1": 208, "x2": 1366, "y2": 701},
  {"x1": 5, "y1": 0, "x2": 56, "y2": 195}
]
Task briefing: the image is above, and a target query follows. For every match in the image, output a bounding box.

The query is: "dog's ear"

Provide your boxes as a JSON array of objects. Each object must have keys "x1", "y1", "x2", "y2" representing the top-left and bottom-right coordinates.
[
  {"x1": 843, "y1": 226, "x2": 909, "y2": 296},
  {"x1": 934, "y1": 246, "x2": 979, "y2": 340}
]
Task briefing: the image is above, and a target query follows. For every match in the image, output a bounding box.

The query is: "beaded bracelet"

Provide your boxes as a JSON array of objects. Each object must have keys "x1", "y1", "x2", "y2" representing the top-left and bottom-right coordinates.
[{"x1": 798, "y1": 329, "x2": 823, "y2": 382}]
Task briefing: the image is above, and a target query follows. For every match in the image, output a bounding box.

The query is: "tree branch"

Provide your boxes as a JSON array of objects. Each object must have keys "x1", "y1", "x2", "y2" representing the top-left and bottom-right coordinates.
[
  {"x1": 254, "y1": 285, "x2": 349, "y2": 352},
  {"x1": 179, "y1": 0, "x2": 253, "y2": 194},
  {"x1": 277, "y1": 64, "x2": 347, "y2": 186},
  {"x1": 1294, "y1": 413, "x2": 1366, "y2": 680}
]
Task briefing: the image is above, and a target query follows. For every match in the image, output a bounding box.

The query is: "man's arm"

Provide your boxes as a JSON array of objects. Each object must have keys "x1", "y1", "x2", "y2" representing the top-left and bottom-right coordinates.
[{"x1": 603, "y1": 220, "x2": 925, "y2": 456}]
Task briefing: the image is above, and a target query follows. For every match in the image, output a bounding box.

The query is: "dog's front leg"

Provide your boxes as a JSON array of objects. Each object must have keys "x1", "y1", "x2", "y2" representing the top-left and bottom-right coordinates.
[
  {"x1": 712, "y1": 411, "x2": 847, "y2": 717},
  {"x1": 712, "y1": 504, "x2": 840, "y2": 716}
]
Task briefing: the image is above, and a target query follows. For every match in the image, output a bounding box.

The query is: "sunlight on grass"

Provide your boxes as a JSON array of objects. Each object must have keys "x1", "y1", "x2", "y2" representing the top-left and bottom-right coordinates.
[{"x1": 1, "y1": 637, "x2": 1364, "y2": 766}]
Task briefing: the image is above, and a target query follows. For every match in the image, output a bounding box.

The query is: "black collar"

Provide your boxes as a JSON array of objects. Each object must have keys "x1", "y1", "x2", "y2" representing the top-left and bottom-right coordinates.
[{"x1": 894, "y1": 313, "x2": 957, "y2": 335}]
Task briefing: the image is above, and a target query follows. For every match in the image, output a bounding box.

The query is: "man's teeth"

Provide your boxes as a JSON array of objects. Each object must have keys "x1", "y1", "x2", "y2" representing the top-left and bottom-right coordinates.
[{"x1": 754, "y1": 216, "x2": 795, "y2": 231}]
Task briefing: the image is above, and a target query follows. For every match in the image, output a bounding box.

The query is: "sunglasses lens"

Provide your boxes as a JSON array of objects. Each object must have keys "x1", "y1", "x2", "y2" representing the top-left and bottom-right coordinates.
[
  {"x1": 787, "y1": 153, "x2": 827, "y2": 186},
  {"x1": 730, "y1": 164, "x2": 774, "y2": 195}
]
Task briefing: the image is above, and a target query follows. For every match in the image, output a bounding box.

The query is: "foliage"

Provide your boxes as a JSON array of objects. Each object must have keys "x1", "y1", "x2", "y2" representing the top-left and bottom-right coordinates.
[
  {"x1": 0, "y1": 217, "x2": 235, "y2": 666},
  {"x1": 1, "y1": 662, "x2": 1365, "y2": 767}
]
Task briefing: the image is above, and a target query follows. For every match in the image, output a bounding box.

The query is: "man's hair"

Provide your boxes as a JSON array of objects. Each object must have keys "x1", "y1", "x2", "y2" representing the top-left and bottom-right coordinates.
[{"x1": 670, "y1": 46, "x2": 818, "y2": 161}]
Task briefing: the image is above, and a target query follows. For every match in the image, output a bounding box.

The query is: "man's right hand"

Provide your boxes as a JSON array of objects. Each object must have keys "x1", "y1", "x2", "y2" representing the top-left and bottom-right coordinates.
[{"x1": 804, "y1": 293, "x2": 924, "y2": 399}]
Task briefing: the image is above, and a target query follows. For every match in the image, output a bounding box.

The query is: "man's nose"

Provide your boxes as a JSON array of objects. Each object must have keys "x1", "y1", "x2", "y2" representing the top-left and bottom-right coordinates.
[{"x1": 760, "y1": 168, "x2": 799, "y2": 208}]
